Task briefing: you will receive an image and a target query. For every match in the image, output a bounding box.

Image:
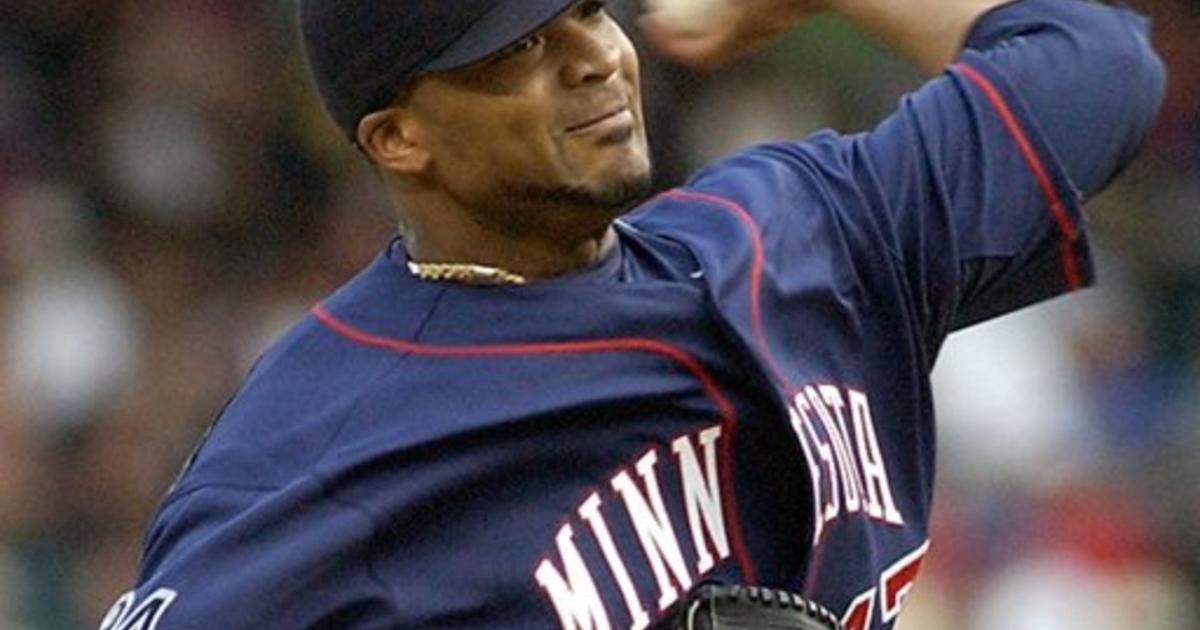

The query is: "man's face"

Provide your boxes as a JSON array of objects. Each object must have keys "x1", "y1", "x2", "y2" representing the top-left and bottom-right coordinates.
[{"x1": 400, "y1": 1, "x2": 651, "y2": 228}]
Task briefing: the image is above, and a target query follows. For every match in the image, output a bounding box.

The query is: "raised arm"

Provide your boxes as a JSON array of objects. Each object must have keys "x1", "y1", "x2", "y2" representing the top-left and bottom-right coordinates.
[
  {"x1": 641, "y1": 0, "x2": 1010, "y2": 73},
  {"x1": 847, "y1": 0, "x2": 1165, "y2": 332},
  {"x1": 644, "y1": 0, "x2": 1165, "y2": 198},
  {"x1": 647, "y1": 0, "x2": 1166, "y2": 345}
]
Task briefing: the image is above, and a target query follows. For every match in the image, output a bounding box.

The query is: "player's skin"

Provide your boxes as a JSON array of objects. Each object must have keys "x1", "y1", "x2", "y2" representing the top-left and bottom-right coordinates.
[
  {"x1": 357, "y1": 0, "x2": 648, "y2": 280},
  {"x1": 355, "y1": 0, "x2": 1014, "y2": 281}
]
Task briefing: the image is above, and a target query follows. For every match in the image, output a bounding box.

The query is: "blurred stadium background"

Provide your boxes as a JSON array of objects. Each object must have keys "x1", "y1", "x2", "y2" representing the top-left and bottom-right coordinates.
[{"x1": 0, "y1": 0, "x2": 1196, "y2": 628}]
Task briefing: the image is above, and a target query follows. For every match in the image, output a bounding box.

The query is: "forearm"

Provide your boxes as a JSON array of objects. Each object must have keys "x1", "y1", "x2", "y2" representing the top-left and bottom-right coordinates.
[{"x1": 825, "y1": 0, "x2": 1015, "y2": 72}]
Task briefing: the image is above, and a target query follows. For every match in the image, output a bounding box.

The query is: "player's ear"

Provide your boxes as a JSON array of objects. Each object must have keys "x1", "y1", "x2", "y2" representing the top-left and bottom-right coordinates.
[{"x1": 357, "y1": 109, "x2": 430, "y2": 175}]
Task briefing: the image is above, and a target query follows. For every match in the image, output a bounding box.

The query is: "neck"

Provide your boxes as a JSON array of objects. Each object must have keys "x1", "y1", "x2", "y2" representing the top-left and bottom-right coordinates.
[
  {"x1": 408, "y1": 228, "x2": 617, "y2": 280},
  {"x1": 401, "y1": 201, "x2": 619, "y2": 281}
]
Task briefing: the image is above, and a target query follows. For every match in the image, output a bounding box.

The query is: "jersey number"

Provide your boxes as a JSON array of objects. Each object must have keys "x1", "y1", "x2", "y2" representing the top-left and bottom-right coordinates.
[{"x1": 841, "y1": 541, "x2": 928, "y2": 630}]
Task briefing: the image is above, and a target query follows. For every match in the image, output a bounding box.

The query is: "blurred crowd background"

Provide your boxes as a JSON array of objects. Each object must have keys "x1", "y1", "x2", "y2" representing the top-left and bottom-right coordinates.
[{"x1": 0, "y1": 0, "x2": 1196, "y2": 628}]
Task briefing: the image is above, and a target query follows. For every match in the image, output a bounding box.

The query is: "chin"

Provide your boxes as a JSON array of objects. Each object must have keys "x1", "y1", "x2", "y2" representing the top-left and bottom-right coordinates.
[
  {"x1": 510, "y1": 165, "x2": 653, "y2": 216},
  {"x1": 591, "y1": 148, "x2": 652, "y2": 204},
  {"x1": 590, "y1": 168, "x2": 655, "y2": 212}
]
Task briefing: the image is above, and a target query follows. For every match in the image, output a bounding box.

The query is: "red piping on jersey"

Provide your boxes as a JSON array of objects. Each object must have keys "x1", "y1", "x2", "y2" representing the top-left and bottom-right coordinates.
[
  {"x1": 954, "y1": 62, "x2": 1083, "y2": 291},
  {"x1": 658, "y1": 192, "x2": 856, "y2": 597},
  {"x1": 311, "y1": 302, "x2": 759, "y2": 583},
  {"x1": 660, "y1": 189, "x2": 797, "y2": 396}
]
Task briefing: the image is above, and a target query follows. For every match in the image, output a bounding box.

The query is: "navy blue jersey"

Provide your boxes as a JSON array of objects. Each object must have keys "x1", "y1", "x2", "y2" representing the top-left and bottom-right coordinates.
[{"x1": 103, "y1": 1, "x2": 1163, "y2": 629}]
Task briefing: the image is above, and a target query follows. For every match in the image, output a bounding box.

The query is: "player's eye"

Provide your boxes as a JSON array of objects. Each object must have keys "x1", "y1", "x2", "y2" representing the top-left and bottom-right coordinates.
[
  {"x1": 491, "y1": 34, "x2": 545, "y2": 63},
  {"x1": 577, "y1": 0, "x2": 607, "y2": 19}
]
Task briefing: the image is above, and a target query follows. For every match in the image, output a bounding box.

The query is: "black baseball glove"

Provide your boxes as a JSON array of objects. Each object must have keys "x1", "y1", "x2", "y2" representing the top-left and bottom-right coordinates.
[{"x1": 670, "y1": 584, "x2": 845, "y2": 630}]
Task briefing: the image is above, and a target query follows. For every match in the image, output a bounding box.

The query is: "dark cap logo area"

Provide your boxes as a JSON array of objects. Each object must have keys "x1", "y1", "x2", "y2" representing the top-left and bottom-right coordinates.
[{"x1": 299, "y1": 0, "x2": 578, "y2": 141}]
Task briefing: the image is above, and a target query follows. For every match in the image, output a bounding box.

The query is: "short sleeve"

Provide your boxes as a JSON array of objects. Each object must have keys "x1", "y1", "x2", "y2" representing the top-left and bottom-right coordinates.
[
  {"x1": 851, "y1": 54, "x2": 1095, "y2": 335},
  {"x1": 122, "y1": 482, "x2": 397, "y2": 628},
  {"x1": 847, "y1": 0, "x2": 1163, "y2": 338}
]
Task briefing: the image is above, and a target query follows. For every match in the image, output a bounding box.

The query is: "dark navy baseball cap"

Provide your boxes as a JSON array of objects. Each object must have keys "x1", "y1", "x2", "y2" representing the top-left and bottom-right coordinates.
[{"x1": 300, "y1": 0, "x2": 579, "y2": 143}]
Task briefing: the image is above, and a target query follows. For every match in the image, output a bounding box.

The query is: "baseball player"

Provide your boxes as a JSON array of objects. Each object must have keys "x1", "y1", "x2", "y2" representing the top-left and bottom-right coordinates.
[{"x1": 101, "y1": 0, "x2": 1164, "y2": 628}]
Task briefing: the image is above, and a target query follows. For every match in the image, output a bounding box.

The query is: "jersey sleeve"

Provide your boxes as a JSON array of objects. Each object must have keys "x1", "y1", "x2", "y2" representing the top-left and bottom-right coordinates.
[
  {"x1": 668, "y1": 0, "x2": 1165, "y2": 364},
  {"x1": 110, "y1": 481, "x2": 397, "y2": 629},
  {"x1": 847, "y1": 0, "x2": 1164, "y2": 335}
]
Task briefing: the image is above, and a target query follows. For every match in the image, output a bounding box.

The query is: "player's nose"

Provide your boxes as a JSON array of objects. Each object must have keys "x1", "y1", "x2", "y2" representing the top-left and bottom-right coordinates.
[{"x1": 556, "y1": 20, "x2": 622, "y2": 88}]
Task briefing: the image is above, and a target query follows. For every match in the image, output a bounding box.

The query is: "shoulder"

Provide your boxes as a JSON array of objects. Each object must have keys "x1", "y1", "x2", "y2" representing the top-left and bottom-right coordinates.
[
  {"x1": 629, "y1": 133, "x2": 878, "y2": 264},
  {"x1": 176, "y1": 317, "x2": 390, "y2": 490},
  {"x1": 691, "y1": 132, "x2": 858, "y2": 205},
  {"x1": 176, "y1": 252, "x2": 424, "y2": 493},
  {"x1": 632, "y1": 133, "x2": 868, "y2": 236},
  {"x1": 130, "y1": 473, "x2": 396, "y2": 627}
]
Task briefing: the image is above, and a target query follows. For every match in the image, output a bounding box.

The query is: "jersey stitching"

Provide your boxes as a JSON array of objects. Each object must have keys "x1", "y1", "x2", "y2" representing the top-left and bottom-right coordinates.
[
  {"x1": 155, "y1": 481, "x2": 282, "y2": 512},
  {"x1": 311, "y1": 468, "x2": 404, "y2": 617},
  {"x1": 310, "y1": 302, "x2": 759, "y2": 583},
  {"x1": 309, "y1": 283, "x2": 451, "y2": 467},
  {"x1": 846, "y1": 133, "x2": 908, "y2": 269},
  {"x1": 141, "y1": 482, "x2": 280, "y2": 570},
  {"x1": 659, "y1": 189, "x2": 837, "y2": 598},
  {"x1": 311, "y1": 355, "x2": 412, "y2": 470},
  {"x1": 409, "y1": 284, "x2": 452, "y2": 343},
  {"x1": 659, "y1": 189, "x2": 798, "y2": 397},
  {"x1": 953, "y1": 62, "x2": 1083, "y2": 290}
]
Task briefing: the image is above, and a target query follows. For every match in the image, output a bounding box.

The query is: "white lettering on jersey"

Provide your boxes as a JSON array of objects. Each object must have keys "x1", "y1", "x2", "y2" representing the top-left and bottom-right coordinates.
[
  {"x1": 786, "y1": 385, "x2": 904, "y2": 544},
  {"x1": 99, "y1": 589, "x2": 177, "y2": 630},
  {"x1": 671, "y1": 425, "x2": 729, "y2": 574},
  {"x1": 849, "y1": 390, "x2": 903, "y2": 526},
  {"x1": 612, "y1": 450, "x2": 694, "y2": 611},
  {"x1": 805, "y1": 387, "x2": 861, "y2": 515},
  {"x1": 818, "y1": 385, "x2": 864, "y2": 514},
  {"x1": 536, "y1": 524, "x2": 613, "y2": 630},
  {"x1": 579, "y1": 493, "x2": 650, "y2": 630},
  {"x1": 535, "y1": 424, "x2": 736, "y2": 629},
  {"x1": 796, "y1": 393, "x2": 840, "y2": 527},
  {"x1": 789, "y1": 406, "x2": 826, "y2": 547}
]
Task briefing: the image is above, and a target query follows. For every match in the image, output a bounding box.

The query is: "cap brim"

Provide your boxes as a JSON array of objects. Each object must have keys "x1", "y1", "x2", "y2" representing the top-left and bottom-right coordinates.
[{"x1": 425, "y1": 0, "x2": 579, "y2": 72}]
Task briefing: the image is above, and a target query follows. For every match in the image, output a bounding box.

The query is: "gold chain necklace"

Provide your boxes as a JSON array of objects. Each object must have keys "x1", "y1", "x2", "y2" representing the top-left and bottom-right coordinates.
[{"x1": 406, "y1": 261, "x2": 528, "y2": 286}]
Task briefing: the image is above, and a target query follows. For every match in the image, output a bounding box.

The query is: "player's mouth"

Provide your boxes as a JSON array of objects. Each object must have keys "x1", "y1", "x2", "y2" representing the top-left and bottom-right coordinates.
[{"x1": 565, "y1": 106, "x2": 635, "y2": 137}]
